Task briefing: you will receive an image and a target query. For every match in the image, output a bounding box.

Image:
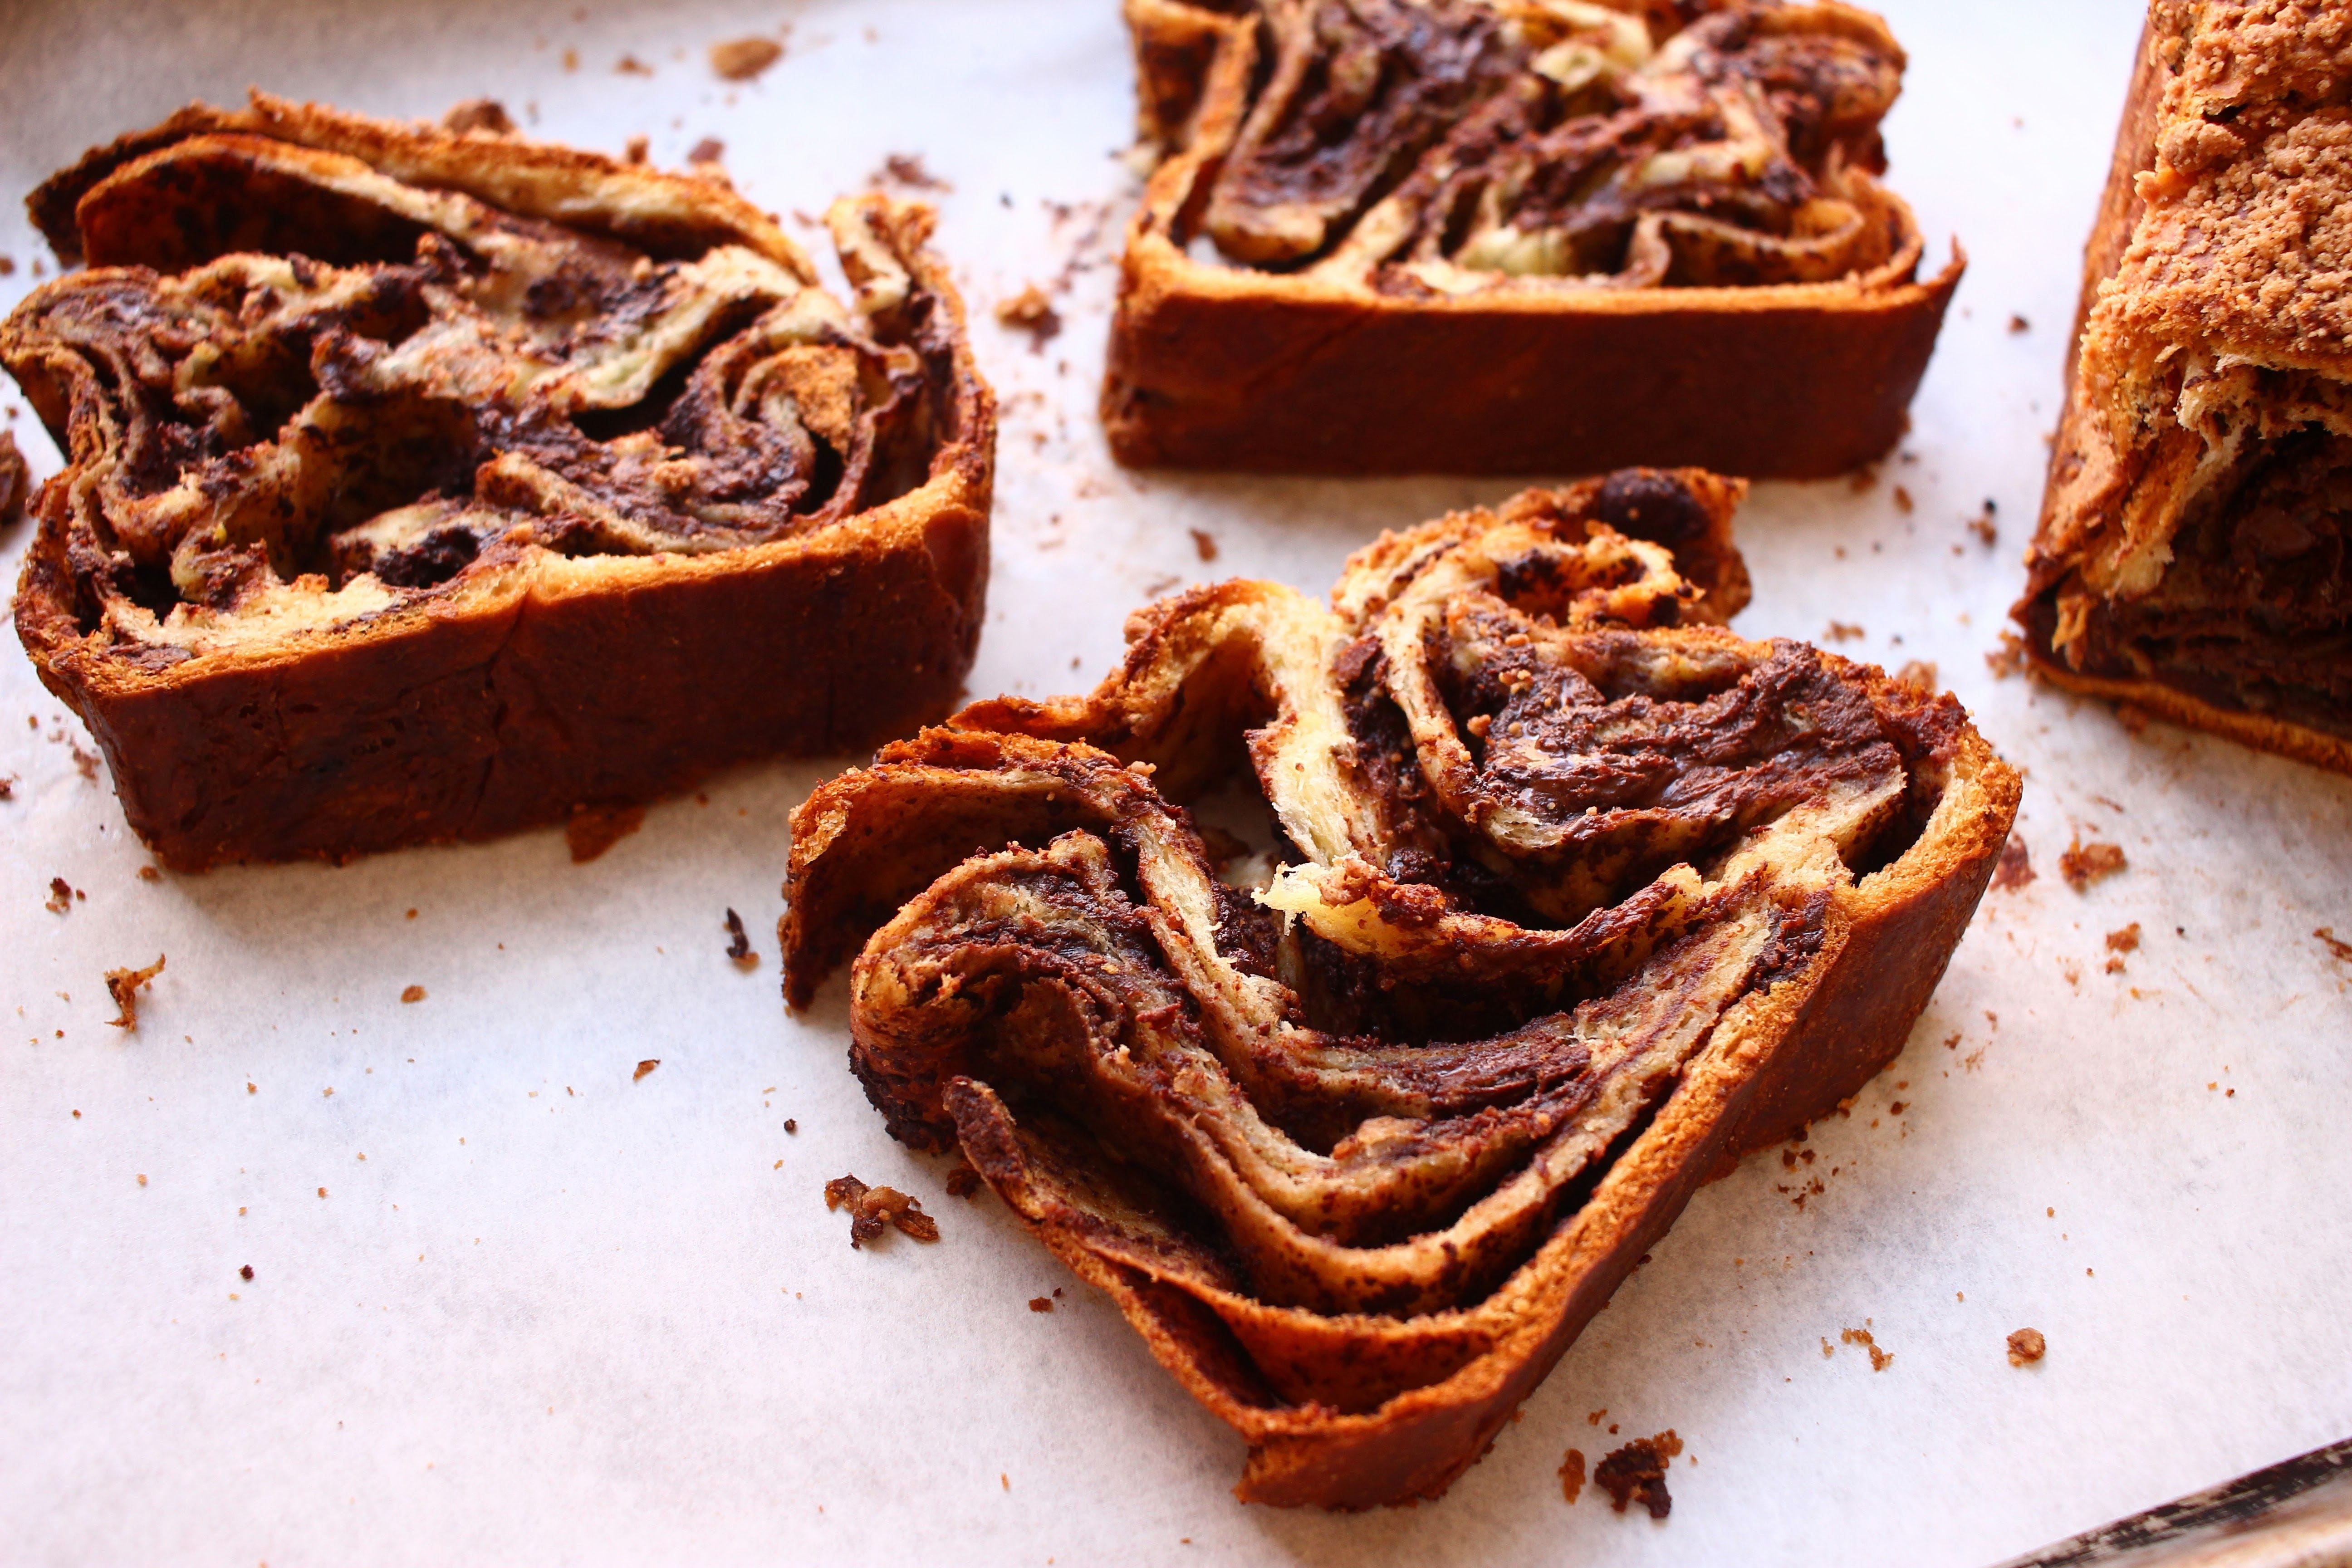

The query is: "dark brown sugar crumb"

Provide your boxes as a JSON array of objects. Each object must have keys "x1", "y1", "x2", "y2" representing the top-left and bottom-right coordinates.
[
  {"x1": 45, "y1": 877, "x2": 73, "y2": 914},
  {"x1": 723, "y1": 908, "x2": 759, "y2": 968},
  {"x1": 709, "y1": 36, "x2": 784, "y2": 81},
  {"x1": 825, "y1": 1174, "x2": 940, "y2": 1248},
  {"x1": 2007, "y1": 1328, "x2": 2047, "y2": 1367},
  {"x1": 1558, "y1": 1448, "x2": 1586, "y2": 1505},
  {"x1": 1595, "y1": 1431, "x2": 1681, "y2": 1518},
  {"x1": 633, "y1": 1058, "x2": 659, "y2": 1081},
  {"x1": 945, "y1": 1165, "x2": 984, "y2": 1199},
  {"x1": 2059, "y1": 838, "x2": 2127, "y2": 890},
  {"x1": 783, "y1": 1117, "x2": 798, "y2": 1134},
  {"x1": 104, "y1": 955, "x2": 165, "y2": 1030},
  {"x1": 1190, "y1": 529, "x2": 1220, "y2": 563},
  {"x1": 239, "y1": 1264, "x2": 254, "y2": 1281},
  {"x1": 1029, "y1": 1295, "x2": 1054, "y2": 1313}
]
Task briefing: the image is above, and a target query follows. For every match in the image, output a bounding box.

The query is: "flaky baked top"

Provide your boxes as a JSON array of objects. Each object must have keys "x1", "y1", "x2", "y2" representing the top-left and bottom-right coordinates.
[
  {"x1": 1135, "y1": 0, "x2": 1923, "y2": 294},
  {"x1": 3, "y1": 95, "x2": 966, "y2": 662}
]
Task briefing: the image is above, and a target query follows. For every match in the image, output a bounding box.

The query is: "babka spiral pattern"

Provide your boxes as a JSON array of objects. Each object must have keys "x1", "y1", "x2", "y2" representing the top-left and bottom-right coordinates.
[{"x1": 783, "y1": 472, "x2": 2019, "y2": 1507}]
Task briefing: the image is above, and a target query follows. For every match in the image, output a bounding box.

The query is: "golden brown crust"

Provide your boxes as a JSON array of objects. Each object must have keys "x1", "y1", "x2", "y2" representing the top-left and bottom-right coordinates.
[
  {"x1": 781, "y1": 474, "x2": 2019, "y2": 1508},
  {"x1": 2019, "y1": 6, "x2": 2352, "y2": 774},
  {"x1": 1103, "y1": 0, "x2": 1961, "y2": 477},
  {"x1": 7, "y1": 99, "x2": 995, "y2": 869}
]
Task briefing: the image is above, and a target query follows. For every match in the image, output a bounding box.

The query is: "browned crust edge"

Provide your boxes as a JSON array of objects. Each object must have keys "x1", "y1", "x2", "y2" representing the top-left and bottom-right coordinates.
[
  {"x1": 1100, "y1": 4, "x2": 1964, "y2": 479},
  {"x1": 10, "y1": 112, "x2": 997, "y2": 871},
  {"x1": 2016, "y1": 18, "x2": 2352, "y2": 778}
]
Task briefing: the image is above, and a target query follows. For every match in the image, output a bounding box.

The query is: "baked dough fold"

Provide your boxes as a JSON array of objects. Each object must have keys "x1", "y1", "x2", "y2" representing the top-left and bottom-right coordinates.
[{"x1": 782, "y1": 471, "x2": 2019, "y2": 1507}]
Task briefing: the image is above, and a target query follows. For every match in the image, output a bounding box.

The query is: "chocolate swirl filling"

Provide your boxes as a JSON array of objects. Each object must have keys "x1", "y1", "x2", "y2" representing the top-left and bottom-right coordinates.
[{"x1": 782, "y1": 471, "x2": 2019, "y2": 1506}]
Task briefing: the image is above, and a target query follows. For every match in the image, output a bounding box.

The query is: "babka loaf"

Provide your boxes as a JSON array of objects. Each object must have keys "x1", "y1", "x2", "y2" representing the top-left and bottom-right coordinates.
[
  {"x1": 781, "y1": 471, "x2": 2019, "y2": 1508},
  {"x1": 1105, "y1": 0, "x2": 1962, "y2": 476},
  {"x1": 5, "y1": 93, "x2": 995, "y2": 868},
  {"x1": 2017, "y1": 3, "x2": 2352, "y2": 774}
]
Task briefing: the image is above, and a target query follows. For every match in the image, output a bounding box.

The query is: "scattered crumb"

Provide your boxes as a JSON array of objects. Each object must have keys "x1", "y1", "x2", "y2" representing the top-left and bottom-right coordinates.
[
  {"x1": 994, "y1": 284, "x2": 1062, "y2": 352},
  {"x1": 1992, "y1": 833, "x2": 2034, "y2": 892},
  {"x1": 317, "y1": 1187, "x2": 328, "y2": 1198},
  {"x1": 2009, "y1": 314, "x2": 2030, "y2": 334},
  {"x1": 1029, "y1": 1296, "x2": 1054, "y2": 1313},
  {"x1": 1587, "y1": 1409, "x2": 1606, "y2": 1426},
  {"x1": 634, "y1": 1058, "x2": 660, "y2": 1081},
  {"x1": 1986, "y1": 631, "x2": 2028, "y2": 678},
  {"x1": 1893, "y1": 660, "x2": 1937, "y2": 696},
  {"x1": 946, "y1": 1165, "x2": 984, "y2": 1198},
  {"x1": 441, "y1": 98, "x2": 515, "y2": 136},
  {"x1": 616, "y1": 53, "x2": 653, "y2": 75},
  {"x1": 709, "y1": 35, "x2": 784, "y2": 81},
  {"x1": 1824, "y1": 621, "x2": 1866, "y2": 642},
  {"x1": 1969, "y1": 502, "x2": 1999, "y2": 547},
  {"x1": 723, "y1": 907, "x2": 760, "y2": 969},
  {"x1": 2105, "y1": 923, "x2": 2141, "y2": 953},
  {"x1": 1892, "y1": 485, "x2": 1914, "y2": 514},
  {"x1": 563, "y1": 47, "x2": 579, "y2": 71},
  {"x1": 0, "y1": 257, "x2": 12, "y2": 277},
  {"x1": 784, "y1": 1118, "x2": 798, "y2": 1134},
  {"x1": 103, "y1": 955, "x2": 165, "y2": 1030},
  {"x1": 137, "y1": 865, "x2": 160, "y2": 882},
  {"x1": 872, "y1": 152, "x2": 951, "y2": 191},
  {"x1": 624, "y1": 135, "x2": 650, "y2": 165},
  {"x1": 685, "y1": 138, "x2": 726, "y2": 172},
  {"x1": 0, "y1": 774, "x2": 13, "y2": 800},
  {"x1": 824, "y1": 1174, "x2": 940, "y2": 1247},
  {"x1": 1189, "y1": 529, "x2": 1220, "y2": 564},
  {"x1": 1559, "y1": 1448, "x2": 1586, "y2": 1505},
  {"x1": 1595, "y1": 1432, "x2": 1681, "y2": 1518},
  {"x1": 1841, "y1": 1326, "x2": 1893, "y2": 1371},
  {"x1": 2008, "y1": 1328, "x2": 2047, "y2": 1367},
  {"x1": 2058, "y1": 838, "x2": 2127, "y2": 890},
  {"x1": 2316, "y1": 928, "x2": 2352, "y2": 964},
  {"x1": 240, "y1": 1264, "x2": 254, "y2": 1281},
  {"x1": 401, "y1": 985, "x2": 426, "y2": 1004},
  {"x1": 566, "y1": 804, "x2": 646, "y2": 862},
  {"x1": 45, "y1": 877, "x2": 73, "y2": 914}
]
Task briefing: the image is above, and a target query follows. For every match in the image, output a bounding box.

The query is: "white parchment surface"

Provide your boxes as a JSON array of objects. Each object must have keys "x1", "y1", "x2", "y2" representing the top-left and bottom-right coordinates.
[{"x1": 3, "y1": 2, "x2": 2348, "y2": 1564}]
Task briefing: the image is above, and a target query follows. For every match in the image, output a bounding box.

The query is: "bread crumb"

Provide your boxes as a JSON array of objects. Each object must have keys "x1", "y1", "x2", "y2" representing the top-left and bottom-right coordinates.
[
  {"x1": 441, "y1": 98, "x2": 515, "y2": 136},
  {"x1": 687, "y1": 137, "x2": 725, "y2": 168},
  {"x1": 566, "y1": 804, "x2": 646, "y2": 862},
  {"x1": 872, "y1": 152, "x2": 950, "y2": 191},
  {"x1": 946, "y1": 1165, "x2": 984, "y2": 1198},
  {"x1": 45, "y1": 877, "x2": 73, "y2": 914},
  {"x1": 1823, "y1": 621, "x2": 1866, "y2": 642},
  {"x1": 1841, "y1": 1326, "x2": 1893, "y2": 1371},
  {"x1": 1594, "y1": 1431, "x2": 1680, "y2": 1518},
  {"x1": 1892, "y1": 485, "x2": 1914, "y2": 513},
  {"x1": 137, "y1": 865, "x2": 160, "y2": 881},
  {"x1": 783, "y1": 1118, "x2": 798, "y2": 1133},
  {"x1": 2007, "y1": 1327, "x2": 2046, "y2": 1366},
  {"x1": 2105, "y1": 923, "x2": 2141, "y2": 953},
  {"x1": 2059, "y1": 838, "x2": 2127, "y2": 890},
  {"x1": 616, "y1": 53, "x2": 653, "y2": 75},
  {"x1": 1986, "y1": 631, "x2": 2028, "y2": 678},
  {"x1": 624, "y1": 135, "x2": 649, "y2": 165},
  {"x1": 1189, "y1": 529, "x2": 1220, "y2": 563},
  {"x1": 634, "y1": 1058, "x2": 659, "y2": 1081},
  {"x1": 2009, "y1": 314, "x2": 2030, "y2": 333},
  {"x1": 1559, "y1": 1448, "x2": 1586, "y2": 1505},
  {"x1": 995, "y1": 284, "x2": 1062, "y2": 351},
  {"x1": 401, "y1": 985, "x2": 426, "y2": 1004},
  {"x1": 1029, "y1": 1296, "x2": 1054, "y2": 1313},
  {"x1": 824, "y1": 1174, "x2": 939, "y2": 1247},
  {"x1": 317, "y1": 1187, "x2": 328, "y2": 1198},
  {"x1": 240, "y1": 1264, "x2": 254, "y2": 1281},
  {"x1": 709, "y1": 36, "x2": 784, "y2": 81},
  {"x1": 137, "y1": 1173, "x2": 147, "y2": 1186},
  {"x1": 723, "y1": 908, "x2": 760, "y2": 969},
  {"x1": 2316, "y1": 927, "x2": 2352, "y2": 963},
  {"x1": 103, "y1": 954, "x2": 165, "y2": 1030}
]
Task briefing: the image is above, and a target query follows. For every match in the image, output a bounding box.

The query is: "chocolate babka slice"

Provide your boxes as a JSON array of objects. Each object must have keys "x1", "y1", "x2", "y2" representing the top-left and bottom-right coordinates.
[
  {"x1": 2018, "y1": 3, "x2": 2352, "y2": 774},
  {"x1": 1105, "y1": 0, "x2": 1961, "y2": 476},
  {"x1": 5, "y1": 93, "x2": 994, "y2": 868},
  {"x1": 781, "y1": 471, "x2": 2019, "y2": 1508}
]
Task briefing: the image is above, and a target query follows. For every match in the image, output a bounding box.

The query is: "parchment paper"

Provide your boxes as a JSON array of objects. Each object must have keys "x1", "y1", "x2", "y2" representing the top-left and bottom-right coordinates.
[{"x1": 3, "y1": 2, "x2": 2348, "y2": 1564}]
